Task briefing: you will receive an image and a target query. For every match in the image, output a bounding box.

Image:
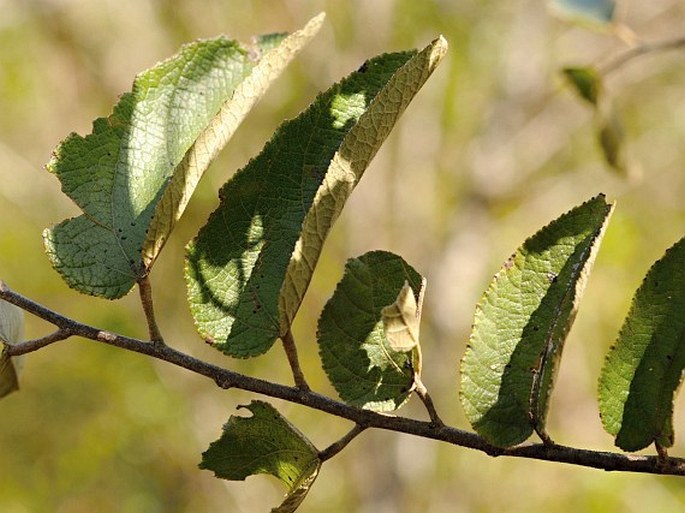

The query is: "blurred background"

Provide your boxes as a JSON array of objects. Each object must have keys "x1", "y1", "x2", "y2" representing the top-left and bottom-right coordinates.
[{"x1": 1, "y1": 0, "x2": 685, "y2": 511}]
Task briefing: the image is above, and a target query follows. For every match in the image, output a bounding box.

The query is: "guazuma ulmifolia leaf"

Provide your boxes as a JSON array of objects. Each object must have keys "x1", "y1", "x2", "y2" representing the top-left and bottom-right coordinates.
[
  {"x1": 599, "y1": 237, "x2": 685, "y2": 452},
  {"x1": 317, "y1": 251, "x2": 425, "y2": 412},
  {"x1": 200, "y1": 401, "x2": 320, "y2": 513},
  {"x1": 185, "y1": 38, "x2": 447, "y2": 357},
  {"x1": 43, "y1": 14, "x2": 323, "y2": 299},
  {"x1": 460, "y1": 194, "x2": 613, "y2": 447}
]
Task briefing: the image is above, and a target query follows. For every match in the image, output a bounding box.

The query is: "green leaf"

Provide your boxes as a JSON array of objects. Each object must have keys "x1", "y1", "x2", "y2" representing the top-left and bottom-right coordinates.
[
  {"x1": 460, "y1": 195, "x2": 614, "y2": 447},
  {"x1": 185, "y1": 37, "x2": 447, "y2": 357},
  {"x1": 597, "y1": 108, "x2": 627, "y2": 175},
  {"x1": 43, "y1": 14, "x2": 324, "y2": 299},
  {"x1": 562, "y1": 67, "x2": 602, "y2": 106},
  {"x1": 200, "y1": 401, "x2": 320, "y2": 513},
  {"x1": 548, "y1": 0, "x2": 616, "y2": 25},
  {"x1": 598, "y1": 238, "x2": 685, "y2": 452},
  {"x1": 317, "y1": 251, "x2": 425, "y2": 411},
  {"x1": 0, "y1": 299, "x2": 24, "y2": 399}
]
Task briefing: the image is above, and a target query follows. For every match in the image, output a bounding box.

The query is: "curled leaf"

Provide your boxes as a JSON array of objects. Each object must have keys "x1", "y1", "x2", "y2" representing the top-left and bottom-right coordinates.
[
  {"x1": 317, "y1": 251, "x2": 425, "y2": 411},
  {"x1": 382, "y1": 279, "x2": 425, "y2": 353},
  {"x1": 200, "y1": 401, "x2": 320, "y2": 513},
  {"x1": 599, "y1": 237, "x2": 685, "y2": 452},
  {"x1": 460, "y1": 195, "x2": 613, "y2": 447}
]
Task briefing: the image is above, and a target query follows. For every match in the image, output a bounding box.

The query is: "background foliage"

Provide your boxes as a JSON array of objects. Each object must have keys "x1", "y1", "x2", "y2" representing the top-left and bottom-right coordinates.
[{"x1": 2, "y1": 1, "x2": 685, "y2": 511}]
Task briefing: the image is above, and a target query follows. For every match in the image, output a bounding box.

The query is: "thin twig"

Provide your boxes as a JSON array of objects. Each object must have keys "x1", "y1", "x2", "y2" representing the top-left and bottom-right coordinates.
[
  {"x1": 2, "y1": 281, "x2": 685, "y2": 476},
  {"x1": 137, "y1": 275, "x2": 165, "y2": 345},
  {"x1": 319, "y1": 424, "x2": 366, "y2": 462},
  {"x1": 414, "y1": 378, "x2": 444, "y2": 427},
  {"x1": 281, "y1": 328, "x2": 309, "y2": 391},
  {"x1": 600, "y1": 36, "x2": 685, "y2": 76},
  {"x1": 4, "y1": 328, "x2": 72, "y2": 356}
]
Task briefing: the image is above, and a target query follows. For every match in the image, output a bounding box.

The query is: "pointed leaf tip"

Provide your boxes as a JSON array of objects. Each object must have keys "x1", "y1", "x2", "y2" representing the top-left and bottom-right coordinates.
[
  {"x1": 200, "y1": 401, "x2": 320, "y2": 512},
  {"x1": 460, "y1": 194, "x2": 613, "y2": 447},
  {"x1": 317, "y1": 251, "x2": 424, "y2": 411},
  {"x1": 599, "y1": 237, "x2": 685, "y2": 452}
]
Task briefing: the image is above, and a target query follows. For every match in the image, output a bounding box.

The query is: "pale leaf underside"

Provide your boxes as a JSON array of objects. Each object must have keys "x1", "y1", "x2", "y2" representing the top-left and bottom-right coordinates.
[{"x1": 0, "y1": 299, "x2": 23, "y2": 399}]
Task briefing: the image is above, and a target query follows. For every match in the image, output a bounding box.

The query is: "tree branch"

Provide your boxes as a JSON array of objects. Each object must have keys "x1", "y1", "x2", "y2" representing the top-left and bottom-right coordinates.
[
  {"x1": 5, "y1": 328, "x2": 71, "y2": 356},
  {"x1": 600, "y1": 36, "x2": 685, "y2": 76},
  {"x1": 319, "y1": 424, "x2": 366, "y2": 462},
  {"x1": 2, "y1": 280, "x2": 685, "y2": 476}
]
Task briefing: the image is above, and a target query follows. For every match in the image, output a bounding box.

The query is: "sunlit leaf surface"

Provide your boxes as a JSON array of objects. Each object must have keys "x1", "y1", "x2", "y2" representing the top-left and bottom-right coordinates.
[
  {"x1": 200, "y1": 401, "x2": 320, "y2": 513},
  {"x1": 460, "y1": 195, "x2": 613, "y2": 447},
  {"x1": 44, "y1": 15, "x2": 323, "y2": 299}
]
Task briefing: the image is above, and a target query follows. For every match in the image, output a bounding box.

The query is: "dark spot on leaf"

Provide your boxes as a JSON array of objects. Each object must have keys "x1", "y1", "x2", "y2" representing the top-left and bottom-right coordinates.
[
  {"x1": 400, "y1": 387, "x2": 408, "y2": 393},
  {"x1": 358, "y1": 61, "x2": 369, "y2": 73},
  {"x1": 533, "y1": 326, "x2": 539, "y2": 332},
  {"x1": 505, "y1": 364, "x2": 512, "y2": 370},
  {"x1": 666, "y1": 355, "x2": 673, "y2": 361}
]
